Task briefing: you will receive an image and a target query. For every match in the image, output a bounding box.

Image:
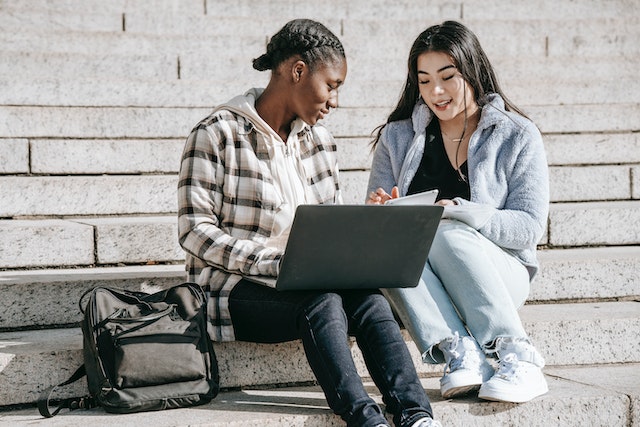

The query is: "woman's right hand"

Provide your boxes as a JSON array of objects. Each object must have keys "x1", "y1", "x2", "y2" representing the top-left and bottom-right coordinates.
[{"x1": 366, "y1": 186, "x2": 399, "y2": 205}]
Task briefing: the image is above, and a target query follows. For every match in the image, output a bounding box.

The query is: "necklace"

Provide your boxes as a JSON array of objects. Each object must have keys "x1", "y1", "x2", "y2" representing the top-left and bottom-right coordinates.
[{"x1": 441, "y1": 129, "x2": 467, "y2": 183}]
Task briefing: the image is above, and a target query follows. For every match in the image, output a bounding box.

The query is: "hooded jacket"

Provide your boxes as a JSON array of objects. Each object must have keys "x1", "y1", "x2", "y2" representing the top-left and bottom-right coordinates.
[{"x1": 178, "y1": 89, "x2": 341, "y2": 341}]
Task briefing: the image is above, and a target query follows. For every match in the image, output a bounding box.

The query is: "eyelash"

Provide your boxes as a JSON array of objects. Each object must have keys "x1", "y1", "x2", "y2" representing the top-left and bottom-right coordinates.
[{"x1": 418, "y1": 74, "x2": 456, "y2": 85}]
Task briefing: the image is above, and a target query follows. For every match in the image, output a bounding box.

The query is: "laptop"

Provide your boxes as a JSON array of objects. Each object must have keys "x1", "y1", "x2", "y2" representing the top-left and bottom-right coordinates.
[{"x1": 244, "y1": 204, "x2": 443, "y2": 291}]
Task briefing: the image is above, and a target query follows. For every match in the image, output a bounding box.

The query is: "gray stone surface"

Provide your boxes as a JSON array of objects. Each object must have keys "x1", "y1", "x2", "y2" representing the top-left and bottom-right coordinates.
[
  {"x1": 30, "y1": 139, "x2": 185, "y2": 174},
  {"x1": 549, "y1": 201, "x2": 640, "y2": 246},
  {"x1": 549, "y1": 165, "x2": 631, "y2": 202},
  {"x1": 76, "y1": 216, "x2": 184, "y2": 264},
  {"x1": 521, "y1": 301, "x2": 640, "y2": 365},
  {"x1": 465, "y1": 0, "x2": 639, "y2": 19},
  {"x1": 527, "y1": 103, "x2": 640, "y2": 134},
  {"x1": 0, "y1": 175, "x2": 177, "y2": 216},
  {"x1": 0, "y1": 0, "x2": 205, "y2": 15},
  {"x1": 0, "y1": 106, "x2": 210, "y2": 139},
  {"x1": 0, "y1": 220, "x2": 94, "y2": 268},
  {"x1": 0, "y1": 52, "x2": 177, "y2": 80},
  {"x1": 177, "y1": 53, "x2": 268, "y2": 82},
  {"x1": 505, "y1": 77, "x2": 639, "y2": 105},
  {"x1": 124, "y1": 13, "x2": 320, "y2": 37},
  {"x1": 546, "y1": 364, "x2": 640, "y2": 427},
  {"x1": 0, "y1": 9, "x2": 122, "y2": 32},
  {"x1": 0, "y1": 139, "x2": 28, "y2": 173},
  {"x1": 533, "y1": 247, "x2": 640, "y2": 301},
  {"x1": 0, "y1": 77, "x2": 236, "y2": 108},
  {"x1": 0, "y1": 356, "x2": 637, "y2": 426},
  {"x1": 21, "y1": 137, "x2": 368, "y2": 176},
  {"x1": 2, "y1": 74, "x2": 637, "y2": 109},
  {"x1": 0, "y1": 30, "x2": 266, "y2": 57},
  {"x1": 0, "y1": 1, "x2": 637, "y2": 425},
  {"x1": 0, "y1": 265, "x2": 186, "y2": 329},
  {"x1": 3, "y1": 103, "x2": 628, "y2": 142},
  {"x1": 335, "y1": 138, "x2": 372, "y2": 170},
  {"x1": 1, "y1": 302, "x2": 637, "y2": 405},
  {"x1": 339, "y1": 170, "x2": 370, "y2": 204},
  {"x1": 545, "y1": 133, "x2": 640, "y2": 166}
]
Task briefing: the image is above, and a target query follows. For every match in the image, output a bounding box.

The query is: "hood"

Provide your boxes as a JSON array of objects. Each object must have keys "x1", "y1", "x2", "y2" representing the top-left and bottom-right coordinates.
[{"x1": 213, "y1": 88, "x2": 307, "y2": 142}]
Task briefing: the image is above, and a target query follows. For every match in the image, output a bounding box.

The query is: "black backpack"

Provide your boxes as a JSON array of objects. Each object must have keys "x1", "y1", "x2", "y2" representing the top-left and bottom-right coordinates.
[{"x1": 38, "y1": 282, "x2": 219, "y2": 417}]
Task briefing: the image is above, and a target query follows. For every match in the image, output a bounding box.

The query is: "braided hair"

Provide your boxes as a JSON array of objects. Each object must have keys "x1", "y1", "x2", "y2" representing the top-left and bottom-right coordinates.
[{"x1": 253, "y1": 19, "x2": 345, "y2": 72}]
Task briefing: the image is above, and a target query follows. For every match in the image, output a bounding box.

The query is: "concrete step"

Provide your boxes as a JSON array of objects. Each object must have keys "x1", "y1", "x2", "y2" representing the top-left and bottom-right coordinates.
[
  {"x1": 1, "y1": 246, "x2": 638, "y2": 329},
  {"x1": 0, "y1": 8, "x2": 123, "y2": 33},
  {"x1": 0, "y1": 176, "x2": 178, "y2": 217},
  {"x1": 0, "y1": 164, "x2": 636, "y2": 218},
  {"x1": 2, "y1": 73, "x2": 638, "y2": 108},
  {"x1": 2, "y1": 16, "x2": 638, "y2": 61},
  {"x1": 549, "y1": 164, "x2": 635, "y2": 202},
  {"x1": 0, "y1": 29, "x2": 267, "y2": 58},
  {"x1": 3, "y1": 0, "x2": 636, "y2": 21},
  {"x1": 1, "y1": 197, "x2": 640, "y2": 268},
  {"x1": 0, "y1": 52, "x2": 178, "y2": 80},
  {"x1": 0, "y1": 265, "x2": 186, "y2": 329},
  {"x1": 548, "y1": 201, "x2": 640, "y2": 246},
  {"x1": 533, "y1": 246, "x2": 640, "y2": 303},
  {"x1": 545, "y1": 133, "x2": 640, "y2": 166},
  {"x1": 0, "y1": 301, "x2": 638, "y2": 407},
  {"x1": 1, "y1": 103, "x2": 638, "y2": 141},
  {"x1": 3, "y1": 132, "x2": 637, "y2": 178},
  {"x1": 0, "y1": 216, "x2": 182, "y2": 269},
  {"x1": 1, "y1": 363, "x2": 639, "y2": 426},
  {"x1": 343, "y1": 18, "x2": 640, "y2": 60},
  {"x1": 0, "y1": 137, "x2": 369, "y2": 175},
  {"x1": 0, "y1": 0, "x2": 206, "y2": 16}
]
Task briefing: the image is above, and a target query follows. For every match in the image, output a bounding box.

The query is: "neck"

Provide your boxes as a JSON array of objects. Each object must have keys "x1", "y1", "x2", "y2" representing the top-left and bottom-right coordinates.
[
  {"x1": 439, "y1": 106, "x2": 480, "y2": 140},
  {"x1": 255, "y1": 83, "x2": 296, "y2": 141}
]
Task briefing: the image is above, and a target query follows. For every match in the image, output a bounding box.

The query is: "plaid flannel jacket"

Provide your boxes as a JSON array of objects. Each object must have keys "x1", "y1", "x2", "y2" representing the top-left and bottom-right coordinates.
[{"x1": 178, "y1": 108, "x2": 342, "y2": 341}]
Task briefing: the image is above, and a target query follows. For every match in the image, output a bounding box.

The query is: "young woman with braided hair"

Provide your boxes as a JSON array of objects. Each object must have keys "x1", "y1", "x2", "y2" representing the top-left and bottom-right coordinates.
[{"x1": 178, "y1": 19, "x2": 440, "y2": 427}]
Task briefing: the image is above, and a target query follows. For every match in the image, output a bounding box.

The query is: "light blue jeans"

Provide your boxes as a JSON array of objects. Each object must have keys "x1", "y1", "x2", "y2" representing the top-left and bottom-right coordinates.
[{"x1": 383, "y1": 220, "x2": 531, "y2": 363}]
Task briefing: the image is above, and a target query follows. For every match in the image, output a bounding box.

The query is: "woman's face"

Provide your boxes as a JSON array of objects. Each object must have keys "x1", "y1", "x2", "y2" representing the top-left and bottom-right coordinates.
[
  {"x1": 416, "y1": 51, "x2": 477, "y2": 123},
  {"x1": 292, "y1": 59, "x2": 347, "y2": 126}
]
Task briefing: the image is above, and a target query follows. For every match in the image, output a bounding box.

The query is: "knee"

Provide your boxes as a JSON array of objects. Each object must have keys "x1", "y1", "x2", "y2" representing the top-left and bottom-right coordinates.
[
  {"x1": 351, "y1": 292, "x2": 395, "y2": 325},
  {"x1": 300, "y1": 292, "x2": 346, "y2": 324},
  {"x1": 430, "y1": 221, "x2": 480, "y2": 263}
]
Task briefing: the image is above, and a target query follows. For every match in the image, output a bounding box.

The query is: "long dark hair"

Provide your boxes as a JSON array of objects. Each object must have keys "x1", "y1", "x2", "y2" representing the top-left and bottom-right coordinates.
[
  {"x1": 372, "y1": 20, "x2": 527, "y2": 146},
  {"x1": 253, "y1": 19, "x2": 345, "y2": 72}
]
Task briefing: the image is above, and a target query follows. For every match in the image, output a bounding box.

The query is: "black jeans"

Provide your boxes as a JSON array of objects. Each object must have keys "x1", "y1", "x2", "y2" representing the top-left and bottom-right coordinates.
[{"x1": 229, "y1": 280, "x2": 434, "y2": 427}]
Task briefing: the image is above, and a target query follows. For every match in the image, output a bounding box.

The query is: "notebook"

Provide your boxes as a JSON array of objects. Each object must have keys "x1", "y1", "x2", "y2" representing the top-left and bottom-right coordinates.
[
  {"x1": 384, "y1": 189, "x2": 439, "y2": 206},
  {"x1": 244, "y1": 204, "x2": 443, "y2": 291}
]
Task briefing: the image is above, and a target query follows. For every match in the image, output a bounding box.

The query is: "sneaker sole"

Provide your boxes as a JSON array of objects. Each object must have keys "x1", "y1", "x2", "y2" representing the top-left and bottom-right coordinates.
[
  {"x1": 478, "y1": 384, "x2": 549, "y2": 403},
  {"x1": 441, "y1": 383, "x2": 481, "y2": 399}
]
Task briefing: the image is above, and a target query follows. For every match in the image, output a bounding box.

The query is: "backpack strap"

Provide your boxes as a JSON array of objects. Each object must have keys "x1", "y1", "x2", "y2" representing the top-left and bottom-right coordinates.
[{"x1": 37, "y1": 365, "x2": 98, "y2": 418}]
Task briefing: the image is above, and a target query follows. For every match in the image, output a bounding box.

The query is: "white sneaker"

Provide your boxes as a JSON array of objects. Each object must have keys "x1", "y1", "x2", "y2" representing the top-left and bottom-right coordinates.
[
  {"x1": 410, "y1": 417, "x2": 443, "y2": 427},
  {"x1": 478, "y1": 337, "x2": 548, "y2": 403},
  {"x1": 438, "y1": 332, "x2": 494, "y2": 398}
]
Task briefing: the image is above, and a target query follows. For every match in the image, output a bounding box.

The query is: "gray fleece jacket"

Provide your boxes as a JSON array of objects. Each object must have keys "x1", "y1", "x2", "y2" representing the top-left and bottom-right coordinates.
[{"x1": 367, "y1": 94, "x2": 549, "y2": 278}]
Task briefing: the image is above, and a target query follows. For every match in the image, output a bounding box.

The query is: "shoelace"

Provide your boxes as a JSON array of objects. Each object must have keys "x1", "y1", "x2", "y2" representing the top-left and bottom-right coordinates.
[
  {"x1": 494, "y1": 353, "x2": 519, "y2": 380},
  {"x1": 442, "y1": 332, "x2": 482, "y2": 374},
  {"x1": 441, "y1": 332, "x2": 461, "y2": 374}
]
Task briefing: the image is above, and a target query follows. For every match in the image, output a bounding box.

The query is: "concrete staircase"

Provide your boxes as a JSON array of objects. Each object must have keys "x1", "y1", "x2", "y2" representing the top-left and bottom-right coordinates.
[{"x1": 1, "y1": 0, "x2": 639, "y2": 425}]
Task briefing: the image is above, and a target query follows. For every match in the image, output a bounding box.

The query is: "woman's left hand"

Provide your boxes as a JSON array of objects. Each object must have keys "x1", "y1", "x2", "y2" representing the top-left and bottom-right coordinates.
[{"x1": 436, "y1": 199, "x2": 457, "y2": 206}]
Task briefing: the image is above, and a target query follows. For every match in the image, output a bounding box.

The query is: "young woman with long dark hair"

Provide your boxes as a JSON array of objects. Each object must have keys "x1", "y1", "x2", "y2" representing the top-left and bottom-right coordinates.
[{"x1": 367, "y1": 21, "x2": 549, "y2": 403}]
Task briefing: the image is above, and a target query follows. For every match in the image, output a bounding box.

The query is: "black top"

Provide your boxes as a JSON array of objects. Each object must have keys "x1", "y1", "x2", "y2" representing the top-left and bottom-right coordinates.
[{"x1": 407, "y1": 118, "x2": 471, "y2": 201}]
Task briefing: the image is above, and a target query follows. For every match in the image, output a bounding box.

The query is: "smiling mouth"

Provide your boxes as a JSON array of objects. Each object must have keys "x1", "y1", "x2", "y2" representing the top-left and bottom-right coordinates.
[{"x1": 434, "y1": 100, "x2": 451, "y2": 108}]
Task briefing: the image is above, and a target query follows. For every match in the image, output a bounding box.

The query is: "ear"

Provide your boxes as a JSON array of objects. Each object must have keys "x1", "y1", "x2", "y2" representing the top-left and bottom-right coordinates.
[{"x1": 291, "y1": 60, "x2": 306, "y2": 83}]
